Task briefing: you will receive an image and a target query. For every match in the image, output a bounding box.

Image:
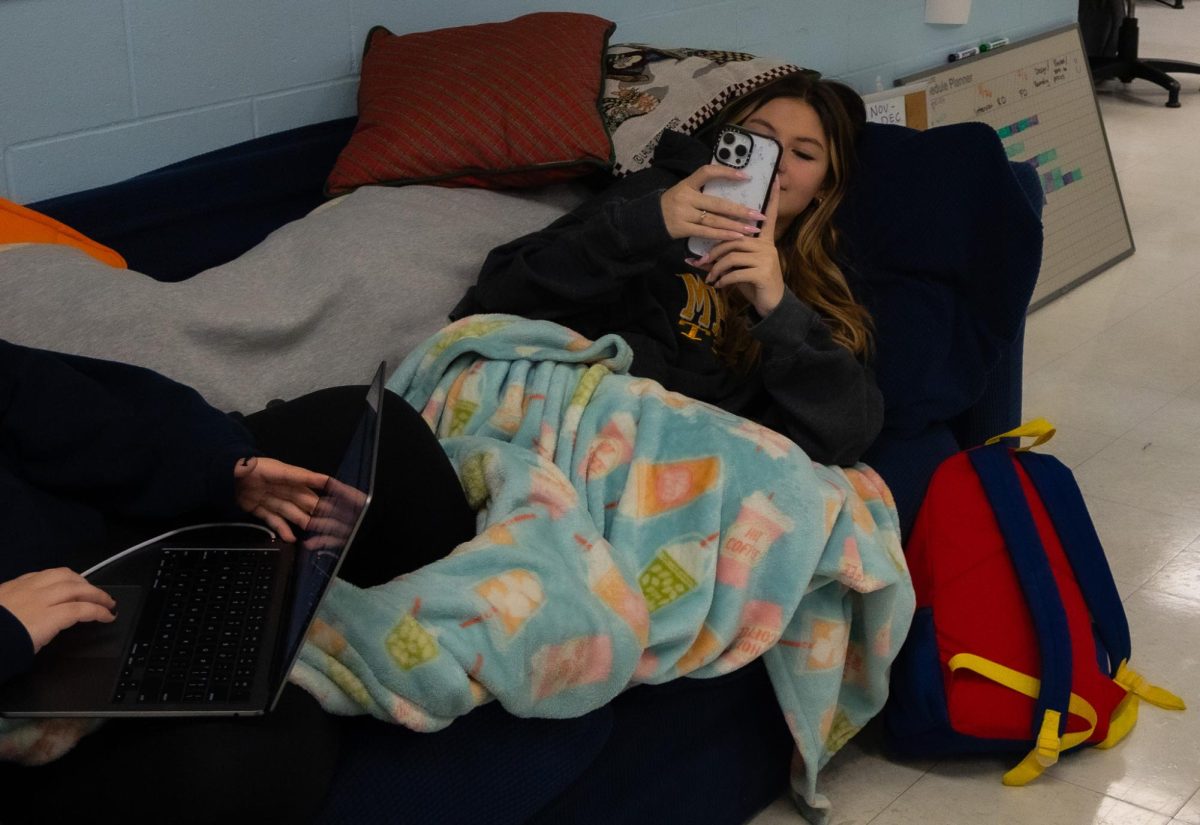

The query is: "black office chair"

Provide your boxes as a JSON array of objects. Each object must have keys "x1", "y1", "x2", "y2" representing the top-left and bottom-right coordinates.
[{"x1": 1081, "y1": 0, "x2": 1200, "y2": 106}]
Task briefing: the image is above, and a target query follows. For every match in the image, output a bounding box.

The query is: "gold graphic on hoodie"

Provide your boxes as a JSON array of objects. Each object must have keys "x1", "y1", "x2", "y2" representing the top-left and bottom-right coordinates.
[{"x1": 677, "y1": 272, "x2": 725, "y2": 343}]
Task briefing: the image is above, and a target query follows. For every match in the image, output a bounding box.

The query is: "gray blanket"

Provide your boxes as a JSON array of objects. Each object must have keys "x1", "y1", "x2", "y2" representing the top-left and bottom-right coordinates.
[{"x1": 0, "y1": 184, "x2": 587, "y2": 411}]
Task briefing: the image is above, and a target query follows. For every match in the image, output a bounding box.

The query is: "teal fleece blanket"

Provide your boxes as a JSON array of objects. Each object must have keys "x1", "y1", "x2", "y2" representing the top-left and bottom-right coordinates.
[
  {"x1": 0, "y1": 314, "x2": 914, "y2": 817},
  {"x1": 289, "y1": 315, "x2": 915, "y2": 815}
]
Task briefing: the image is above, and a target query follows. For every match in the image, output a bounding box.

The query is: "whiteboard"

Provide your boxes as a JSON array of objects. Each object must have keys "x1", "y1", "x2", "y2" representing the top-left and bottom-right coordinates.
[{"x1": 899, "y1": 25, "x2": 1134, "y2": 310}]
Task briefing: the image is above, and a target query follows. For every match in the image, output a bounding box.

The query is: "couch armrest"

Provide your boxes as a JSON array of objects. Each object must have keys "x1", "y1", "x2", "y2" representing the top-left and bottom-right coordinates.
[
  {"x1": 948, "y1": 160, "x2": 1044, "y2": 448},
  {"x1": 29, "y1": 118, "x2": 356, "y2": 281},
  {"x1": 949, "y1": 317, "x2": 1025, "y2": 448}
]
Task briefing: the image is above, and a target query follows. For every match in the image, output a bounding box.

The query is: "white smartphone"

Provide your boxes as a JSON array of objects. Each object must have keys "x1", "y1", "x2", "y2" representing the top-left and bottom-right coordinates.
[{"x1": 687, "y1": 125, "x2": 782, "y2": 258}]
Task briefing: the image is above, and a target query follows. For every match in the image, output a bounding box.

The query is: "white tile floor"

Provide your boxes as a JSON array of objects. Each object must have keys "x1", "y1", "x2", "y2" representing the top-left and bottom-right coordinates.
[{"x1": 752, "y1": 4, "x2": 1200, "y2": 823}]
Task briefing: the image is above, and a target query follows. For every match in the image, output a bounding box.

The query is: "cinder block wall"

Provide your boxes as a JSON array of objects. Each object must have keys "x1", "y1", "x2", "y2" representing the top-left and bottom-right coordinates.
[{"x1": 0, "y1": 0, "x2": 1075, "y2": 203}]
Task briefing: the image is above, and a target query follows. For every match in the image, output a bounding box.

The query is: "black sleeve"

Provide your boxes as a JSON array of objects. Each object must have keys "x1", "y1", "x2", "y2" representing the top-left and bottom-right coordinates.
[
  {"x1": 749, "y1": 292, "x2": 885, "y2": 466},
  {"x1": 0, "y1": 340, "x2": 257, "y2": 521},
  {"x1": 0, "y1": 604, "x2": 34, "y2": 686},
  {"x1": 450, "y1": 169, "x2": 680, "y2": 333}
]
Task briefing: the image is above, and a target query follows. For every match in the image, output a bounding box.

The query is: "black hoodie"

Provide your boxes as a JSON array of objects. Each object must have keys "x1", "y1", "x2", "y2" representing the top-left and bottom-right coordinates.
[{"x1": 452, "y1": 129, "x2": 883, "y2": 467}]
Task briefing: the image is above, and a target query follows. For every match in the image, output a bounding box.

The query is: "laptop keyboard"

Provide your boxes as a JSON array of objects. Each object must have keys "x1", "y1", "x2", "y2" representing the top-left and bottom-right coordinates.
[{"x1": 112, "y1": 548, "x2": 279, "y2": 705}]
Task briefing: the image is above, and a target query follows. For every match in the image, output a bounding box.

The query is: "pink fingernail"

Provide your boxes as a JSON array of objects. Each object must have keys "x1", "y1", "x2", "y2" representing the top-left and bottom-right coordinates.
[
  {"x1": 749, "y1": 211, "x2": 767, "y2": 220},
  {"x1": 743, "y1": 225, "x2": 761, "y2": 234}
]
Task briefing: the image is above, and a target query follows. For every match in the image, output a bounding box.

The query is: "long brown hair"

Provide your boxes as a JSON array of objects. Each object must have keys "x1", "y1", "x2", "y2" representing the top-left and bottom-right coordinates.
[{"x1": 711, "y1": 72, "x2": 872, "y2": 371}]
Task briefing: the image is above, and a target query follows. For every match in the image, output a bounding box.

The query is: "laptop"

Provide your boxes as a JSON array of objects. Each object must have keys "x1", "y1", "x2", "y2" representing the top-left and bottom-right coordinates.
[{"x1": 0, "y1": 362, "x2": 386, "y2": 718}]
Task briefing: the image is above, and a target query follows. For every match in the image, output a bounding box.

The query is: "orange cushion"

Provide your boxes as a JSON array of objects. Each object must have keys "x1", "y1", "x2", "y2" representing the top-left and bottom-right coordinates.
[
  {"x1": 325, "y1": 12, "x2": 615, "y2": 195},
  {"x1": 0, "y1": 198, "x2": 127, "y2": 268}
]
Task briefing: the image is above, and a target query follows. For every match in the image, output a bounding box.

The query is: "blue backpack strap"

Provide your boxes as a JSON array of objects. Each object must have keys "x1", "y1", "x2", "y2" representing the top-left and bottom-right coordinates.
[
  {"x1": 1014, "y1": 451, "x2": 1131, "y2": 674},
  {"x1": 968, "y1": 444, "x2": 1073, "y2": 738}
]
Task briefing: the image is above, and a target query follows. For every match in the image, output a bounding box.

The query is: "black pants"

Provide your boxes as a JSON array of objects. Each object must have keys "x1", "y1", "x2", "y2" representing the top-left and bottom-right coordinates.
[
  {"x1": 241, "y1": 386, "x2": 476, "y2": 588},
  {"x1": 1, "y1": 388, "x2": 476, "y2": 825}
]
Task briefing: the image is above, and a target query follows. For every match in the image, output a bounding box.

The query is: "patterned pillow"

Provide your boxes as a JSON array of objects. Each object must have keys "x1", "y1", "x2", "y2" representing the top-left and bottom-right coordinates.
[
  {"x1": 602, "y1": 44, "x2": 809, "y2": 176},
  {"x1": 326, "y1": 13, "x2": 615, "y2": 195}
]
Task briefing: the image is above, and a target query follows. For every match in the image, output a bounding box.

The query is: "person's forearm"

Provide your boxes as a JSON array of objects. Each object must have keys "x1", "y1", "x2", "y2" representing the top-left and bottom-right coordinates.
[
  {"x1": 2, "y1": 342, "x2": 256, "y2": 519},
  {"x1": 453, "y1": 171, "x2": 678, "y2": 323},
  {"x1": 751, "y1": 293, "x2": 884, "y2": 466},
  {"x1": 0, "y1": 605, "x2": 34, "y2": 686}
]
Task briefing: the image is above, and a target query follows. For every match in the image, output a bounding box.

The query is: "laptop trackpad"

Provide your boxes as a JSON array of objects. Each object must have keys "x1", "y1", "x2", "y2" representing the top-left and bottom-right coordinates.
[{"x1": 50, "y1": 585, "x2": 143, "y2": 660}]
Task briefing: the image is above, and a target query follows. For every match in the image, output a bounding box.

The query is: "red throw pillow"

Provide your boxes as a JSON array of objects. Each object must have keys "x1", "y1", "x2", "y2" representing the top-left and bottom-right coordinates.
[{"x1": 326, "y1": 13, "x2": 615, "y2": 195}]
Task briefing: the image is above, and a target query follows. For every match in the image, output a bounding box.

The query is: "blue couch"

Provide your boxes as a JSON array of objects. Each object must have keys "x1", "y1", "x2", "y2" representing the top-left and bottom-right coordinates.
[{"x1": 29, "y1": 117, "x2": 1044, "y2": 825}]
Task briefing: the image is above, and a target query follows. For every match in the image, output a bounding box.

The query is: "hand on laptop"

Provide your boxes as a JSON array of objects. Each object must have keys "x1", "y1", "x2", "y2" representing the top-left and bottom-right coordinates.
[
  {"x1": 233, "y1": 456, "x2": 331, "y2": 543},
  {"x1": 0, "y1": 568, "x2": 117, "y2": 653},
  {"x1": 302, "y1": 477, "x2": 369, "y2": 552}
]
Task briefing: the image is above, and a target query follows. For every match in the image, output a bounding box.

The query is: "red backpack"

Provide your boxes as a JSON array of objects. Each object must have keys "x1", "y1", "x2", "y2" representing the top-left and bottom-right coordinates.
[{"x1": 884, "y1": 420, "x2": 1185, "y2": 784}]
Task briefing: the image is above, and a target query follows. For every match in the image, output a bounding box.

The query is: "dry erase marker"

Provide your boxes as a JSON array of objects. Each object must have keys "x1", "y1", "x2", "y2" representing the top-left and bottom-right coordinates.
[
  {"x1": 979, "y1": 37, "x2": 1009, "y2": 52},
  {"x1": 948, "y1": 46, "x2": 979, "y2": 62}
]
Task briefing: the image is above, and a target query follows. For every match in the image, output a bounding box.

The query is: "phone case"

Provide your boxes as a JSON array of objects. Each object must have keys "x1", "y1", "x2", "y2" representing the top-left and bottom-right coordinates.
[{"x1": 687, "y1": 125, "x2": 782, "y2": 257}]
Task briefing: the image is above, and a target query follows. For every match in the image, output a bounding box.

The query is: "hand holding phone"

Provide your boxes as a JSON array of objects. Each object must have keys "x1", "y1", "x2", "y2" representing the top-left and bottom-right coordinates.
[{"x1": 686, "y1": 126, "x2": 782, "y2": 258}]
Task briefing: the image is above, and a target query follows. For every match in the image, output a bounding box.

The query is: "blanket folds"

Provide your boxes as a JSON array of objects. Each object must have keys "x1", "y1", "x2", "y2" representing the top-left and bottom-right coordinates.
[{"x1": 290, "y1": 315, "x2": 915, "y2": 814}]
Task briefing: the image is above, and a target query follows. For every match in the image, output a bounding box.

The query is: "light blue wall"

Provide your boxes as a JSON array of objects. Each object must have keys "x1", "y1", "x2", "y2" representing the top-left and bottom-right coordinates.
[{"x1": 0, "y1": 0, "x2": 1076, "y2": 204}]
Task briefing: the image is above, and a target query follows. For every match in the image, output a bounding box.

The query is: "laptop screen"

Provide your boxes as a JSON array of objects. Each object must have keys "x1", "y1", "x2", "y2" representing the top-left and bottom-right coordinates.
[{"x1": 277, "y1": 363, "x2": 384, "y2": 683}]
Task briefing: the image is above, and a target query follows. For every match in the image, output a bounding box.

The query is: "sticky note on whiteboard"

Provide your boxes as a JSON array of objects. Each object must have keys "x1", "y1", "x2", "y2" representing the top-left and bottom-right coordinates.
[
  {"x1": 866, "y1": 98, "x2": 906, "y2": 125},
  {"x1": 862, "y1": 82, "x2": 931, "y2": 130}
]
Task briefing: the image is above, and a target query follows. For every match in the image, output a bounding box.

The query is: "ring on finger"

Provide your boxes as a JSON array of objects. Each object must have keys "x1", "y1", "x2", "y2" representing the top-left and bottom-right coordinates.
[{"x1": 697, "y1": 209, "x2": 708, "y2": 224}]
